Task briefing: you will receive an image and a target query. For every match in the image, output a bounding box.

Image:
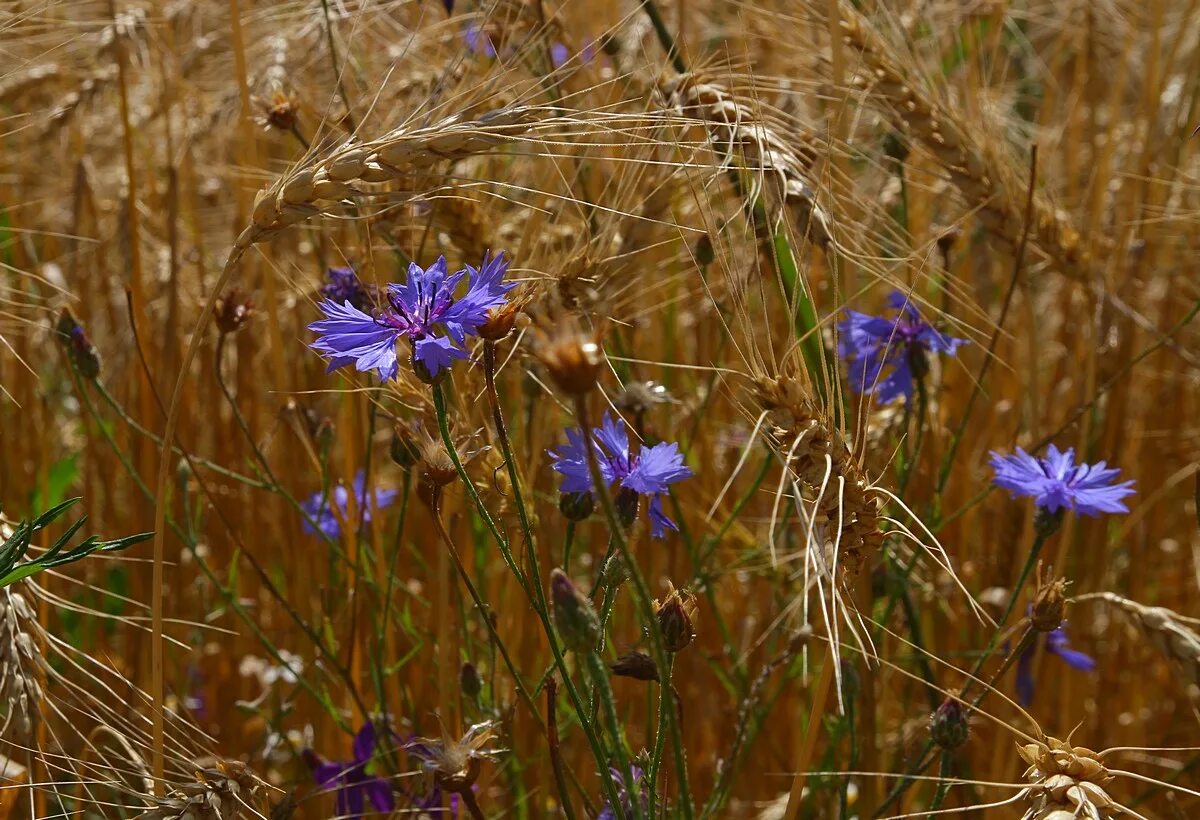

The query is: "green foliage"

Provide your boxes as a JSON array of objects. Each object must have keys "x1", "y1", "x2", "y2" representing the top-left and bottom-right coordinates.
[{"x1": 0, "y1": 497, "x2": 152, "y2": 589}]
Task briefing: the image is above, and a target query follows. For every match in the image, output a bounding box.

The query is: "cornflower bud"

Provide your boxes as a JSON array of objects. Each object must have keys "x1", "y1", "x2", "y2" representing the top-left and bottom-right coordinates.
[
  {"x1": 550, "y1": 569, "x2": 600, "y2": 653},
  {"x1": 654, "y1": 584, "x2": 696, "y2": 653},
  {"x1": 929, "y1": 697, "x2": 970, "y2": 751}
]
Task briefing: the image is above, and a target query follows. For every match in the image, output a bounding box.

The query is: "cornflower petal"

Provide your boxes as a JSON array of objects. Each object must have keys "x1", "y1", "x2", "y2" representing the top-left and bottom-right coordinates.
[
  {"x1": 990, "y1": 447, "x2": 1135, "y2": 516},
  {"x1": 622, "y1": 442, "x2": 692, "y2": 496},
  {"x1": 309, "y1": 300, "x2": 402, "y2": 382},
  {"x1": 413, "y1": 335, "x2": 469, "y2": 378}
]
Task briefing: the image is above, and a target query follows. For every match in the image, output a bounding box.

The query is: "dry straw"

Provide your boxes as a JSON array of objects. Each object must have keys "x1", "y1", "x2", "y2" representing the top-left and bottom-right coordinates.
[
  {"x1": 1082, "y1": 591, "x2": 1200, "y2": 687},
  {"x1": 1017, "y1": 737, "x2": 1119, "y2": 820}
]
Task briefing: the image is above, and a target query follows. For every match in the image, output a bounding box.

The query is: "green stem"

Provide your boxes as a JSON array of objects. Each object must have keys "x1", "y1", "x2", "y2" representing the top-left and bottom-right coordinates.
[
  {"x1": 647, "y1": 654, "x2": 675, "y2": 799},
  {"x1": 637, "y1": 0, "x2": 688, "y2": 73},
  {"x1": 574, "y1": 396, "x2": 694, "y2": 819},
  {"x1": 435, "y1": 381, "x2": 621, "y2": 812},
  {"x1": 586, "y1": 651, "x2": 643, "y2": 820},
  {"x1": 928, "y1": 751, "x2": 953, "y2": 814}
]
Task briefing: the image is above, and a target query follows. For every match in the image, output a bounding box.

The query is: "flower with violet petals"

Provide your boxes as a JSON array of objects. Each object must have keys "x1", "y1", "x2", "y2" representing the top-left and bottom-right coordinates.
[
  {"x1": 837, "y1": 289, "x2": 968, "y2": 404},
  {"x1": 308, "y1": 252, "x2": 515, "y2": 382},
  {"x1": 989, "y1": 444, "x2": 1135, "y2": 517},
  {"x1": 1015, "y1": 624, "x2": 1095, "y2": 706},
  {"x1": 301, "y1": 471, "x2": 397, "y2": 540},
  {"x1": 302, "y1": 721, "x2": 395, "y2": 818},
  {"x1": 598, "y1": 765, "x2": 652, "y2": 820},
  {"x1": 548, "y1": 412, "x2": 693, "y2": 538},
  {"x1": 321, "y1": 265, "x2": 376, "y2": 312}
]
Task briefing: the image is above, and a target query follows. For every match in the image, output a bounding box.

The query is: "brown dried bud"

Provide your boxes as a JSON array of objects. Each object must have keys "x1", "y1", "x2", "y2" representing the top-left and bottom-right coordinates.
[
  {"x1": 1031, "y1": 563, "x2": 1068, "y2": 633},
  {"x1": 929, "y1": 697, "x2": 969, "y2": 750},
  {"x1": 215, "y1": 289, "x2": 254, "y2": 335},
  {"x1": 460, "y1": 662, "x2": 482, "y2": 699},
  {"x1": 654, "y1": 584, "x2": 696, "y2": 653},
  {"x1": 477, "y1": 298, "x2": 525, "y2": 341},
  {"x1": 935, "y1": 225, "x2": 961, "y2": 254},
  {"x1": 55, "y1": 309, "x2": 100, "y2": 379},
  {"x1": 610, "y1": 651, "x2": 659, "y2": 682},
  {"x1": 264, "y1": 90, "x2": 298, "y2": 132},
  {"x1": 539, "y1": 332, "x2": 604, "y2": 395}
]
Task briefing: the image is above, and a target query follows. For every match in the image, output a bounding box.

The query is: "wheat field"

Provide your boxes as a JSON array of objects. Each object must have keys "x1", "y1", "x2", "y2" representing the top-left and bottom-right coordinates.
[{"x1": 0, "y1": 0, "x2": 1198, "y2": 817}]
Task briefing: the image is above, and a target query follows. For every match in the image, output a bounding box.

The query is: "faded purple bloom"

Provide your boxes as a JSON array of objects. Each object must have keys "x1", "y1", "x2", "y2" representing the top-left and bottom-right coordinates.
[
  {"x1": 463, "y1": 22, "x2": 498, "y2": 57},
  {"x1": 548, "y1": 412, "x2": 693, "y2": 537},
  {"x1": 550, "y1": 42, "x2": 570, "y2": 68},
  {"x1": 1015, "y1": 624, "x2": 1095, "y2": 706},
  {"x1": 321, "y1": 266, "x2": 375, "y2": 312},
  {"x1": 303, "y1": 722, "x2": 395, "y2": 818},
  {"x1": 990, "y1": 445, "x2": 1135, "y2": 517},
  {"x1": 837, "y1": 290, "x2": 967, "y2": 404},
  {"x1": 309, "y1": 252, "x2": 514, "y2": 381},
  {"x1": 301, "y1": 471, "x2": 398, "y2": 539},
  {"x1": 598, "y1": 765, "x2": 651, "y2": 820}
]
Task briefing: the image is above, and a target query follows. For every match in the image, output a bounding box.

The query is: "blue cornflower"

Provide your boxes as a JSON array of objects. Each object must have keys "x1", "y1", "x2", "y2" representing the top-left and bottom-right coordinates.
[
  {"x1": 301, "y1": 471, "x2": 398, "y2": 539},
  {"x1": 303, "y1": 722, "x2": 396, "y2": 818},
  {"x1": 598, "y1": 765, "x2": 651, "y2": 820},
  {"x1": 1015, "y1": 624, "x2": 1095, "y2": 706},
  {"x1": 548, "y1": 413, "x2": 692, "y2": 538},
  {"x1": 321, "y1": 266, "x2": 376, "y2": 312},
  {"x1": 989, "y1": 445, "x2": 1135, "y2": 517},
  {"x1": 309, "y1": 252, "x2": 515, "y2": 381},
  {"x1": 837, "y1": 290, "x2": 968, "y2": 404}
]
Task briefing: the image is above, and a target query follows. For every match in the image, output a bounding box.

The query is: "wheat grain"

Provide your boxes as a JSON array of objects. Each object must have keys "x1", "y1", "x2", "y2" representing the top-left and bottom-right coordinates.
[
  {"x1": 0, "y1": 587, "x2": 42, "y2": 741},
  {"x1": 133, "y1": 760, "x2": 267, "y2": 820},
  {"x1": 1084, "y1": 591, "x2": 1200, "y2": 687},
  {"x1": 1017, "y1": 737, "x2": 1119, "y2": 820}
]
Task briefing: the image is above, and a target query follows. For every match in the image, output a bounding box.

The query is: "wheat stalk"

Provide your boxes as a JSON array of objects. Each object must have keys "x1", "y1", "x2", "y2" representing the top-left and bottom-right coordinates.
[
  {"x1": 661, "y1": 74, "x2": 831, "y2": 247},
  {"x1": 1081, "y1": 591, "x2": 1200, "y2": 687},
  {"x1": 0, "y1": 586, "x2": 43, "y2": 741},
  {"x1": 835, "y1": 1, "x2": 1096, "y2": 281}
]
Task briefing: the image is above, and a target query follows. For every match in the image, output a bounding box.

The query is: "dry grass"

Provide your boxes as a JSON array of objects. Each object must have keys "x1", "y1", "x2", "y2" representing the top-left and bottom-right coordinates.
[{"x1": 1, "y1": 0, "x2": 1198, "y2": 817}]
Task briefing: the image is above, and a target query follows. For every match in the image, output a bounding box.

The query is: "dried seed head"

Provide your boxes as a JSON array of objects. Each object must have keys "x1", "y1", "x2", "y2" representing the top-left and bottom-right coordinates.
[
  {"x1": 214, "y1": 288, "x2": 254, "y2": 336},
  {"x1": 262, "y1": 89, "x2": 299, "y2": 133},
  {"x1": 928, "y1": 697, "x2": 969, "y2": 750},
  {"x1": 134, "y1": 760, "x2": 265, "y2": 820},
  {"x1": 654, "y1": 584, "x2": 697, "y2": 653},
  {"x1": 539, "y1": 334, "x2": 604, "y2": 395},
  {"x1": 610, "y1": 651, "x2": 659, "y2": 682},
  {"x1": 1031, "y1": 564, "x2": 1068, "y2": 632},
  {"x1": 613, "y1": 380, "x2": 675, "y2": 419},
  {"x1": 550, "y1": 568, "x2": 601, "y2": 653},
  {"x1": 477, "y1": 289, "x2": 529, "y2": 341}
]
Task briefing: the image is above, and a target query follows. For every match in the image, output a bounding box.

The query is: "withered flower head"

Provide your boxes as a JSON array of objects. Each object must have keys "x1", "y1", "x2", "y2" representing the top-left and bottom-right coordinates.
[
  {"x1": 477, "y1": 287, "x2": 530, "y2": 342},
  {"x1": 610, "y1": 651, "x2": 659, "y2": 682},
  {"x1": 1031, "y1": 562, "x2": 1069, "y2": 633},
  {"x1": 261, "y1": 89, "x2": 298, "y2": 133},
  {"x1": 215, "y1": 288, "x2": 254, "y2": 336},
  {"x1": 613, "y1": 380, "x2": 675, "y2": 418},
  {"x1": 550, "y1": 568, "x2": 601, "y2": 653},
  {"x1": 654, "y1": 583, "x2": 696, "y2": 653},
  {"x1": 536, "y1": 318, "x2": 605, "y2": 396},
  {"x1": 404, "y1": 721, "x2": 502, "y2": 795}
]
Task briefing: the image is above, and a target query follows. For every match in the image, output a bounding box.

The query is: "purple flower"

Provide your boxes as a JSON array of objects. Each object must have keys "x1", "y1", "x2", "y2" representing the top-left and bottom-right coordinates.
[
  {"x1": 309, "y1": 252, "x2": 514, "y2": 381},
  {"x1": 301, "y1": 471, "x2": 398, "y2": 539},
  {"x1": 837, "y1": 290, "x2": 967, "y2": 404},
  {"x1": 463, "y1": 22, "x2": 498, "y2": 57},
  {"x1": 548, "y1": 413, "x2": 693, "y2": 538},
  {"x1": 598, "y1": 765, "x2": 651, "y2": 820},
  {"x1": 1015, "y1": 624, "x2": 1095, "y2": 706},
  {"x1": 321, "y1": 266, "x2": 375, "y2": 312},
  {"x1": 303, "y1": 722, "x2": 395, "y2": 818},
  {"x1": 989, "y1": 445, "x2": 1135, "y2": 517},
  {"x1": 550, "y1": 42, "x2": 570, "y2": 68}
]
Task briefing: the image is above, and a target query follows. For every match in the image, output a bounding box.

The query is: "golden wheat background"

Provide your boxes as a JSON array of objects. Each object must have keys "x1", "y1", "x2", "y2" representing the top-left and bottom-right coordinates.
[{"x1": 0, "y1": 0, "x2": 1198, "y2": 817}]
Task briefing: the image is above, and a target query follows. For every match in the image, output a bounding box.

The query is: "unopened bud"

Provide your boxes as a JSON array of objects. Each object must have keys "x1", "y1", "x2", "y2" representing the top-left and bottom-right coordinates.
[
  {"x1": 215, "y1": 288, "x2": 254, "y2": 336},
  {"x1": 558, "y1": 491, "x2": 594, "y2": 523},
  {"x1": 460, "y1": 662, "x2": 482, "y2": 699},
  {"x1": 550, "y1": 569, "x2": 600, "y2": 653},
  {"x1": 55, "y1": 310, "x2": 100, "y2": 379},
  {"x1": 929, "y1": 697, "x2": 970, "y2": 750},
  {"x1": 609, "y1": 651, "x2": 659, "y2": 682},
  {"x1": 654, "y1": 586, "x2": 696, "y2": 653}
]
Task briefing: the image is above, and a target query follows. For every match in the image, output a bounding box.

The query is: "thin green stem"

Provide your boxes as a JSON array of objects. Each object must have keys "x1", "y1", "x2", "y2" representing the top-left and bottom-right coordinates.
[
  {"x1": 586, "y1": 651, "x2": 642, "y2": 820},
  {"x1": 647, "y1": 654, "x2": 675, "y2": 800}
]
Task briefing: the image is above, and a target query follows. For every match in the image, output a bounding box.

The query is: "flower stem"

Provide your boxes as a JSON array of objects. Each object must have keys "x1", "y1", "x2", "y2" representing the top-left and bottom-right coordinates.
[
  {"x1": 573, "y1": 396, "x2": 694, "y2": 819},
  {"x1": 647, "y1": 653, "x2": 675, "y2": 799},
  {"x1": 442, "y1": 378, "x2": 622, "y2": 811},
  {"x1": 586, "y1": 651, "x2": 643, "y2": 820}
]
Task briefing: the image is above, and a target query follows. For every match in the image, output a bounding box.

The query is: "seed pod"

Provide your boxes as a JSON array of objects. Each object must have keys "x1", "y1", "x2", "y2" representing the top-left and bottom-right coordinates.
[
  {"x1": 539, "y1": 333, "x2": 603, "y2": 395},
  {"x1": 1031, "y1": 565, "x2": 1068, "y2": 632},
  {"x1": 550, "y1": 569, "x2": 600, "y2": 653}
]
